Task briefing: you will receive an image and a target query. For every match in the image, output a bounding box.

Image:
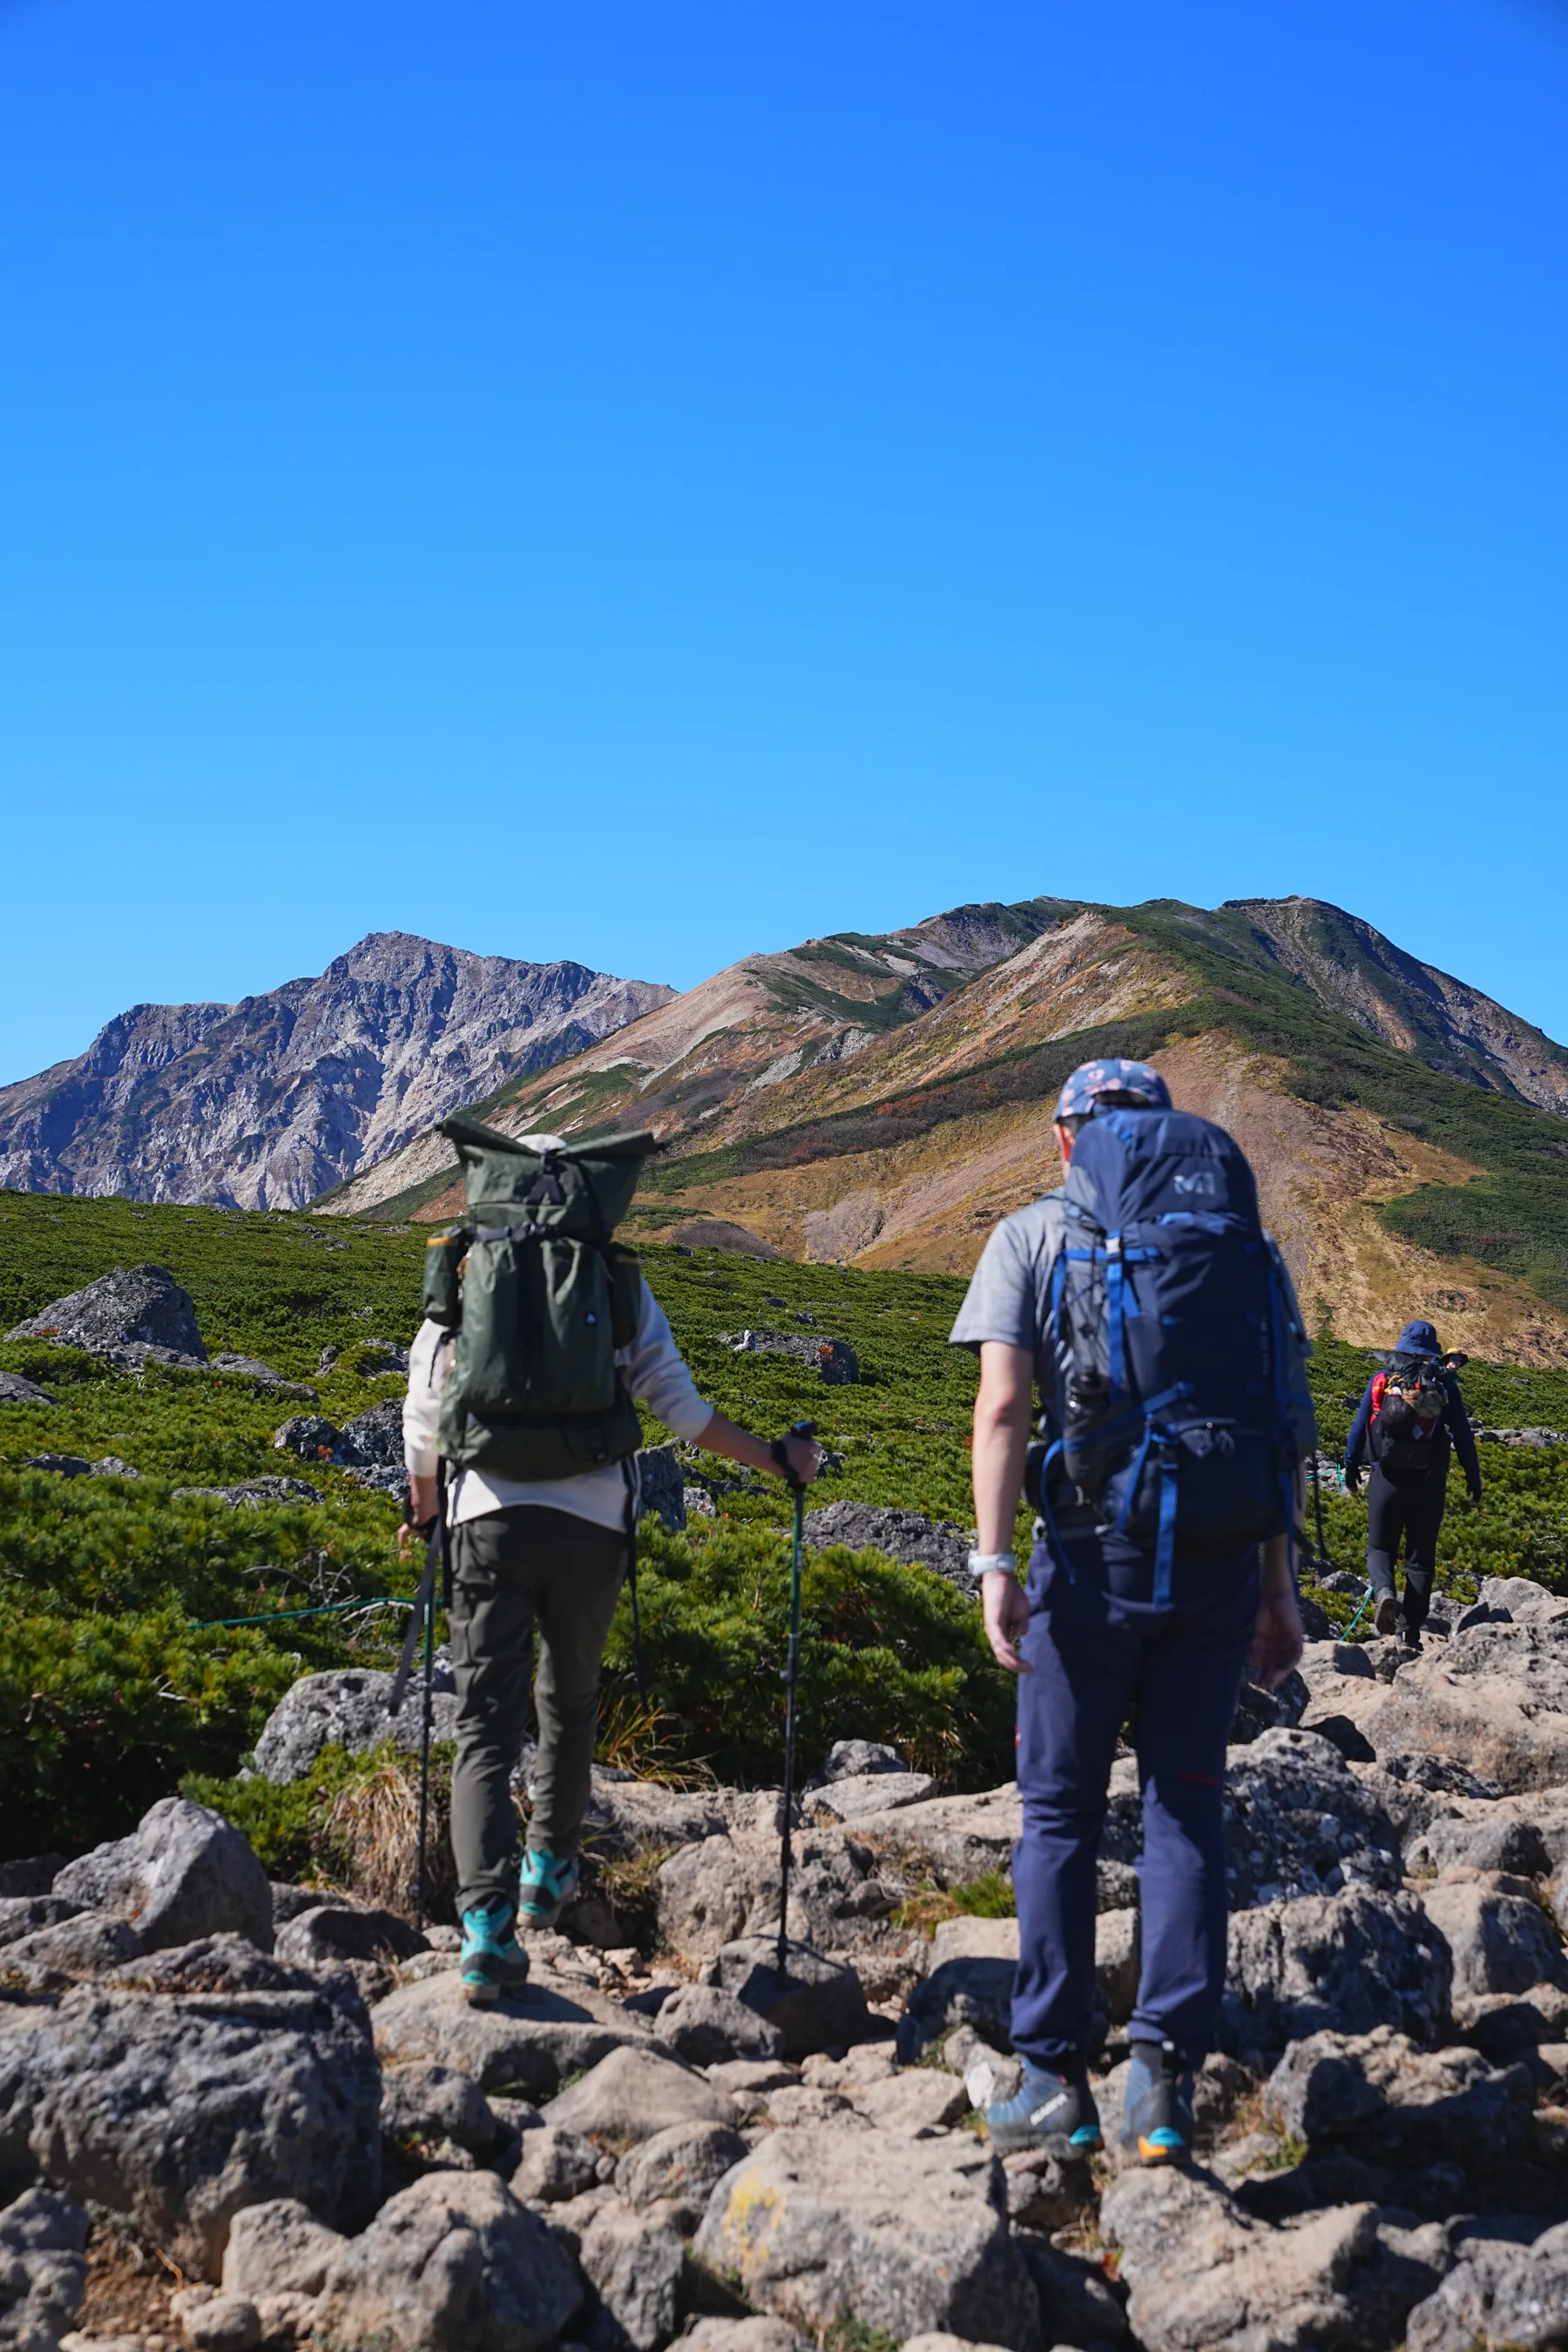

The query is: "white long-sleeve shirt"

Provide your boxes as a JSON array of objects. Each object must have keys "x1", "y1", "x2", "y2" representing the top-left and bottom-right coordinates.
[{"x1": 402, "y1": 1282, "x2": 714, "y2": 1531}]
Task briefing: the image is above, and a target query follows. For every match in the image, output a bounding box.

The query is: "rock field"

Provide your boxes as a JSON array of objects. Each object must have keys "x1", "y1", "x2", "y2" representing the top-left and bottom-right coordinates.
[{"x1": 3, "y1": 1575, "x2": 1568, "y2": 2352}]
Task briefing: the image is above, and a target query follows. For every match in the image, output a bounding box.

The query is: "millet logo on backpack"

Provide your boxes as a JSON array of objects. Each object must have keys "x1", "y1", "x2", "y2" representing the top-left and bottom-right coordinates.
[{"x1": 1173, "y1": 1170, "x2": 1218, "y2": 1196}]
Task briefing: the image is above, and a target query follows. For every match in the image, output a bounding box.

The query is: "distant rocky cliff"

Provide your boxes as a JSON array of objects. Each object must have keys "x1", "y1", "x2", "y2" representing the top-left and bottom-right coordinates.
[{"x1": 0, "y1": 934, "x2": 672, "y2": 1209}]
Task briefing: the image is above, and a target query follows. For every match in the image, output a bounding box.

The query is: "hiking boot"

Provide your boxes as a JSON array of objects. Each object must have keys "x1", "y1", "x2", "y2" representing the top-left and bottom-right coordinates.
[
  {"x1": 983, "y1": 2058, "x2": 1102, "y2": 2156},
  {"x1": 519, "y1": 1848, "x2": 580, "y2": 1929},
  {"x1": 1373, "y1": 1588, "x2": 1400, "y2": 1638},
  {"x1": 459, "y1": 1901, "x2": 530, "y2": 2008},
  {"x1": 1122, "y1": 2039, "x2": 1193, "y2": 2166}
]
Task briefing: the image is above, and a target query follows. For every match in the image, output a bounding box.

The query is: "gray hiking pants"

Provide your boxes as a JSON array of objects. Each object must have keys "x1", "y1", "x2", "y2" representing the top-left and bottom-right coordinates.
[{"x1": 447, "y1": 1505, "x2": 627, "y2": 1917}]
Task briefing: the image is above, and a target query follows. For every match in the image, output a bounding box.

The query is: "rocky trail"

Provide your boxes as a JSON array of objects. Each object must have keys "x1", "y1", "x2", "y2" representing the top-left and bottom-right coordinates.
[{"x1": 4, "y1": 1567, "x2": 1568, "y2": 2352}]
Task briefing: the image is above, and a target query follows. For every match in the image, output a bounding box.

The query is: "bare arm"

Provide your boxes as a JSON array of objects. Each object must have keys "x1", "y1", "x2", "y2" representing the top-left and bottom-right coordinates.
[
  {"x1": 972, "y1": 1341, "x2": 1036, "y2": 1676},
  {"x1": 1250, "y1": 1467, "x2": 1307, "y2": 1690}
]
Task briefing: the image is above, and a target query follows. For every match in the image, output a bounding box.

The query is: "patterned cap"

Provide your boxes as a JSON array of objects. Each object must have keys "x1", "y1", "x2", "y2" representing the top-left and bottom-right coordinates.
[{"x1": 1052, "y1": 1058, "x2": 1172, "y2": 1121}]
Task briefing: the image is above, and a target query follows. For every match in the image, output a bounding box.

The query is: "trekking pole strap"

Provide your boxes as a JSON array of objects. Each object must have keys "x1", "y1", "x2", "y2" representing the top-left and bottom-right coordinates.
[{"x1": 624, "y1": 1456, "x2": 646, "y2": 1703}]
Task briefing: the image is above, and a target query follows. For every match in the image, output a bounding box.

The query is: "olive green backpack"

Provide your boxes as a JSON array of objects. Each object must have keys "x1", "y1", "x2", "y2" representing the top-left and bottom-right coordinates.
[{"x1": 422, "y1": 1117, "x2": 659, "y2": 1482}]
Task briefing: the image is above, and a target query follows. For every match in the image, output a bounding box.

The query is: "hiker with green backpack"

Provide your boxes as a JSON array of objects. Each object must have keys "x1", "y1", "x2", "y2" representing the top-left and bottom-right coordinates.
[{"x1": 402, "y1": 1120, "x2": 821, "y2": 2005}]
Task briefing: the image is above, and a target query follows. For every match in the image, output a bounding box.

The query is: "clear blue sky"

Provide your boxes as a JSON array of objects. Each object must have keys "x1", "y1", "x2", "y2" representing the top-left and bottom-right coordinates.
[{"x1": 3, "y1": 0, "x2": 1566, "y2": 1085}]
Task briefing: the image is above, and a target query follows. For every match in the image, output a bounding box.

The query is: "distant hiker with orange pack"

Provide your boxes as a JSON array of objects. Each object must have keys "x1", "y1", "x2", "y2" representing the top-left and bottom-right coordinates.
[
  {"x1": 402, "y1": 1119, "x2": 821, "y2": 2007},
  {"x1": 1343, "y1": 1319, "x2": 1480, "y2": 1646},
  {"x1": 950, "y1": 1058, "x2": 1316, "y2": 2168}
]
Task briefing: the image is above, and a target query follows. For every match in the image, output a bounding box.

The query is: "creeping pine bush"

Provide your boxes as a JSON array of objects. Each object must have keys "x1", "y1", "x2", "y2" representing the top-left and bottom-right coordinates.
[{"x1": 598, "y1": 1520, "x2": 1014, "y2": 1790}]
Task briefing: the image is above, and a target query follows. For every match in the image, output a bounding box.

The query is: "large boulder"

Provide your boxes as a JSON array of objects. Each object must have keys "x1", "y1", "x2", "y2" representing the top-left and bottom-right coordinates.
[
  {"x1": 693, "y1": 2126, "x2": 1038, "y2": 2350},
  {"x1": 1103, "y1": 2166, "x2": 1449, "y2": 2352},
  {"x1": 615, "y1": 2120, "x2": 752, "y2": 2213},
  {"x1": 578, "y1": 2202, "x2": 686, "y2": 2351},
  {"x1": 0, "y1": 1370, "x2": 57, "y2": 1407},
  {"x1": 252, "y1": 1669, "x2": 460, "y2": 1785},
  {"x1": 0, "y1": 1950, "x2": 381, "y2": 2278},
  {"x1": 540, "y1": 2044, "x2": 738, "y2": 2144},
  {"x1": 1220, "y1": 1728, "x2": 1402, "y2": 1906},
  {"x1": 51, "y1": 1798, "x2": 272, "y2": 1954},
  {"x1": 718, "y1": 1329, "x2": 858, "y2": 1383},
  {"x1": 837, "y1": 1786, "x2": 1022, "y2": 1889},
  {"x1": 1406, "y1": 2220, "x2": 1568, "y2": 2352},
  {"x1": 1419, "y1": 1869, "x2": 1568, "y2": 2004},
  {"x1": 276, "y1": 1904, "x2": 428, "y2": 1971},
  {"x1": 1354, "y1": 1625, "x2": 1568, "y2": 1792},
  {"x1": 380, "y1": 2062, "x2": 500, "y2": 2158},
  {"x1": 804, "y1": 1772, "x2": 938, "y2": 1826},
  {"x1": 338, "y1": 1400, "x2": 405, "y2": 1466},
  {"x1": 313, "y1": 2172, "x2": 583, "y2": 2352},
  {"x1": 802, "y1": 1503, "x2": 970, "y2": 1586},
  {"x1": 0, "y1": 2186, "x2": 89, "y2": 2352},
  {"x1": 701, "y1": 1938, "x2": 870, "y2": 2058},
  {"x1": 655, "y1": 1829, "x2": 902, "y2": 1961},
  {"x1": 1223, "y1": 1886, "x2": 1452, "y2": 2062},
  {"x1": 652, "y1": 1983, "x2": 786, "y2": 2066},
  {"x1": 371, "y1": 1966, "x2": 651, "y2": 2099},
  {"x1": 1261, "y1": 2025, "x2": 1537, "y2": 2162},
  {"x1": 6, "y1": 1264, "x2": 206, "y2": 1361}
]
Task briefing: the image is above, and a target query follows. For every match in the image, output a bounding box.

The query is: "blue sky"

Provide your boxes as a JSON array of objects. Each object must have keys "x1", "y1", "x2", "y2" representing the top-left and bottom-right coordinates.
[{"x1": 2, "y1": 0, "x2": 1566, "y2": 1083}]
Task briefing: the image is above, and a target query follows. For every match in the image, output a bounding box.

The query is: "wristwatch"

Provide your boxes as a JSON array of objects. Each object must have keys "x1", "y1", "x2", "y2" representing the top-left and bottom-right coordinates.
[{"x1": 968, "y1": 1549, "x2": 1018, "y2": 1581}]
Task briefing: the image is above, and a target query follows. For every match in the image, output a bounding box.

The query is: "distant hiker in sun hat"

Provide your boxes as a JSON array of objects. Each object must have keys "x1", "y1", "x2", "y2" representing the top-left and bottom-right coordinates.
[
  {"x1": 1343, "y1": 1318, "x2": 1480, "y2": 1646},
  {"x1": 950, "y1": 1058, "x2": 1315, "y2": 2166},
  {"x1": 403, "y1": 1122, "x2": 821, "y2": 2007}
]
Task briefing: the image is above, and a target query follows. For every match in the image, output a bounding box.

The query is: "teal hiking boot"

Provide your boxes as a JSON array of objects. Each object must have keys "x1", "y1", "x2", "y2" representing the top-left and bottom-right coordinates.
[
  {"x1": 1122, "y1": 2038, "x2": 1194, "y2": 2166},
  {"x1": 459, "y1": 1900, "x2": 531, "y2": 2008},
  {"x1": 983, "y1": 2058, "x2": 1103, "y2": 2156},
  {"x1": 519, "y1": 1848, "x2": 580, "y2": 1929}
]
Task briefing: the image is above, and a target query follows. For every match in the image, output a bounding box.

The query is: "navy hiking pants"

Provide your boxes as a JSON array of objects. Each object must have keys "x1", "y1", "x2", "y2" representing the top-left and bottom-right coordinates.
[{"x1": 1011, "y1": 1534, "x2": 1258, "y2": 2071}]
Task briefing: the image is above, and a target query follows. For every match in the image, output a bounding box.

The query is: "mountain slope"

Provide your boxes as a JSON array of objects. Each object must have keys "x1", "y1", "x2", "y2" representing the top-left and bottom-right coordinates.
[
  {"x1": 320, "y1": 895, "x2": 1568, "y2": 1367},
  {"x1": 0, "y1": 933, "x2": 672, "y2": 1210}
]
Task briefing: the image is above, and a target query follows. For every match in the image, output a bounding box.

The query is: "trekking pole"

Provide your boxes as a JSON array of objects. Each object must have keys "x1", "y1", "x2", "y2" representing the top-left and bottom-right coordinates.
[
  {"x1": 1309, "y1": 1450, "x2": 1333, "y2": 1577},
  {"x1": 771, "y1": 1421, "x2": 816, "y2": 1981},
  {"x1": 391, "y1": 1469, "x2": 448, "y2": 1934}
]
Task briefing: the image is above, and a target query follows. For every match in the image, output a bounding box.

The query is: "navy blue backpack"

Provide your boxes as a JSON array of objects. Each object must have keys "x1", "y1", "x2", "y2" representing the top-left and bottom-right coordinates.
[{"x1": 1037, "y1": 1104, "x2": 1302, "y2": 1602}]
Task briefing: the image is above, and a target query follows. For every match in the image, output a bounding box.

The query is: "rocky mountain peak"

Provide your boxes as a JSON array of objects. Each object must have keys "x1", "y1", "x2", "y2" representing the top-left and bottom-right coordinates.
[{"x1": 0, "y1": 936, "x2": 673, "y2": 1210}]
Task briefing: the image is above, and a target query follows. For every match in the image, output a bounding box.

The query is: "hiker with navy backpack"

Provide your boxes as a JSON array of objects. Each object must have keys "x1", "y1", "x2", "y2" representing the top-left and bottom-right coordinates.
[
  {"x1": 402, "y1": 1120, "x2": 821, "y2": 2006},
  {"x1": 950, "y1": 1058, "x2": 1315, "y2": 2166},
  {"x1": 1343, "y1": 1320, "x2": 1480, "y2": 1646}
]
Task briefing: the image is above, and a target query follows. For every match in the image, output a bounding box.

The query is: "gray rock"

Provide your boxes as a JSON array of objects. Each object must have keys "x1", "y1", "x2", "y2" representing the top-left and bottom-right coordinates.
[
  {"x1": 802, "y1": 1503, "x2": 969, "y2": 1583},
  {"x1": 275, "y1": 1903, "x2": 428, "y2": 1970},
  {"x1": 633, "y1": 1445, "x2": 686, "y2": 1533},
  {"x1": 859, "y1": 1786, "x2": 1022, "y2": 1888},
  {"x1": 614, "y1": 2119, "x2": 750, "y2": 2212},
  {"x1": 6, "y1": 1265, "x2": 206, "y2": 1359},
  {"x1": 542, "y1": 2044, "x2": 738, "y2": 2144},
  {"x1": 512, "y1": 2125, "x2": 605, "y2": 2203},
  {"x1": 1103, "y1": 2166, "x2": 1449, "y2": 2352},
  {"x1": 1015, "y1": 2236, "x2": 1130, "y2": 2347},
  {"x1": 702, "y1": 1938, "x2": 870, "y2": 2058},
  {"x1": 1355, "y1": 1623, "x2": 1568, "y2": 1792},
  {"x1": 356, "y1": 1341, "x2": 410, "y2": 1376},
  {"x1": 578, "y1": 2203, "x2": 686, "y2": 2351},
  {"x1": 0, "y1": 1897, "x2": 83, "y2": 1950},
  {"x1": 0, "y1": 2186, "x2": 90, "y2": 2352},
  {"x1": 172, "y1": 1477, "x2": 323, "y2": 1507},
  {"x1": 1223, "y1": 1886, "x2": 1452, "y2": 2061},
  {"x1": 1406, "y1": 2220, "x2": 1568, "y2": 2352},
  {"x1": 694, "y1": 2126, "x2": 1037, "y2": 2349},
  {"x1": 848, "y1": 2069, "x2": 970, "y2": 2134},
  {"x1": 52, "y1": 1797, "x2": 272, "y2": 1955},
  {"x1": 655, "y1": 1829, "x2": 901, "y2": 1960},
  {"x1": 679, "y1": 2325, "x2": 812, "y2": 2352},
  {"x1": 381, "y1": 2062, "x2": 499, "y2": 2155},
  {"x1": 821, "y1": 1738, "x2": 905, "y2": 1780},
  {"x1": 804, "y1": 1771, "x2": 937, "y2": 1825},
  {"x1": 899, "y1": 1921, "x2": 1017, "y2": 2063},
  {"x1": 220, "y1": 2197, "x2": 345, "y2": 2303},
  {"x1": 0, "y1": 1962, "x2": 381, "y2": 2278},
  {"x1": 87, "y1": 1456, "x2": 140, "y2": 1478},
  {"x1": 1262, "y1": 2025, "x2": 1536, "y2": 2161},
  {"x1": 272, "y1": 1414, "x2": 342, "y2": 1461},
  {"x1": 719, "y1": 1330, "x2": 858, "y2": 1383},
  {"x1": 0, "y1": 1909, "x2": 144, "y2": 1990},
  {"x1": 1000, "y1": 2147, "x2": 1095, "y2": 2234},
  {"x1": 1221, "y1": 1727, "x2": 1403, "y2": 1906},
  {"x1": 314, "y1": 2171, "x2": 583, "y2": 2351},
  {"x1": 1477, "y1": 1574, "x2": 1568, "y2": 1625},
  {"x1": 372, "y1": 1966, "x2": 652, "y2": 2098},
  {"x1": 252, "y1": 1668, "x2": 459, "y2": 1784},
  {"x1": 339, "y1": 1401, "x2": 405, "y2": 1467},
  {"x1": 1422, "y1": 1870, "x2": 1568, "y2": 2002},
  {"x1": 0, "y1": 1371, "x2": 56, "y2": 1406},
  {"x1": 653, "y1": 1984, "x2": 786, "y2": 2066},
  {"x1": 179, "y1": 2295, "x2": 261, "y2": 2352},
  {"x1": 20, "y1": 1456, "x2": 92, "y2": 1477}
]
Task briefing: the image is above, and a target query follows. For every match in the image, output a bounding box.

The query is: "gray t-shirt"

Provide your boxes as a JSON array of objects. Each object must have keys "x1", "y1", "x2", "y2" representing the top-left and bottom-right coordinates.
[{"x1": 948, "y1": 1191, "x2": 1067, "y2": 1390}]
